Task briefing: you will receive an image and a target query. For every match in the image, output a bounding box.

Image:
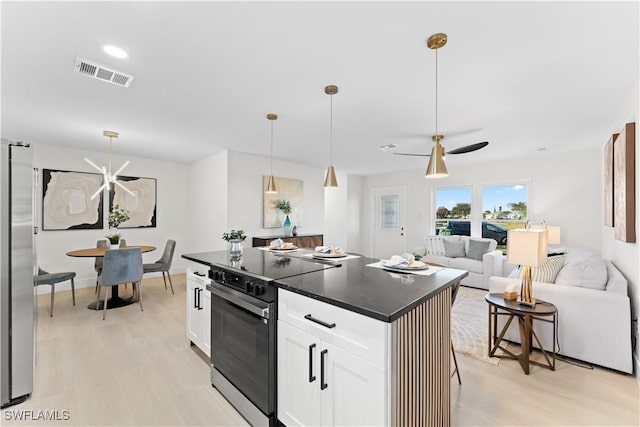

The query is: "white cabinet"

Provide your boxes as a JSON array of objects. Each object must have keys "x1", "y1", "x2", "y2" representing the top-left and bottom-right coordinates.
[
  {"x1": 277, "y1": 289, "x2": 389, "y2": 427},
  {"x1": 186, "y1": 268, "x2": 211, "y2": 357}
]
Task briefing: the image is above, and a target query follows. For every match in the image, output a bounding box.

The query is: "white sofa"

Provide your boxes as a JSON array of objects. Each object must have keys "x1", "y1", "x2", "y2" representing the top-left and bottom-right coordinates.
[
  {"x1": 419, "y1": 235, "x2": 504, "y2": 290},
  {"x1": 488, "y1": 249, "x2": 632, "y2": 374}
]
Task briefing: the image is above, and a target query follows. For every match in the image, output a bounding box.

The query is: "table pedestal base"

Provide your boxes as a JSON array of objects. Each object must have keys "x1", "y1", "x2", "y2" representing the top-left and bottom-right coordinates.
[{"x1": 87, "y1": 285, "x2": 137, "y2": 310}]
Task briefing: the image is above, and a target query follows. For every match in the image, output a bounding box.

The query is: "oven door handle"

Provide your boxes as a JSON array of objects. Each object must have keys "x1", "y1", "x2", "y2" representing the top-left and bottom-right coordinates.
[{"x1": 211, "y1": 286, "x2": 269, "y2": 319}]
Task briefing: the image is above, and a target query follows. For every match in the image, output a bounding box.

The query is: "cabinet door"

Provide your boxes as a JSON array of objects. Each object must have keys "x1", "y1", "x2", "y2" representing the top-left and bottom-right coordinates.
[
  {"x1": 186, "y1": 281, "x2": 202, "y2": 345},
  {"x1": 201, "y1": 289, "x2": 211, "y2": 358},
  {"x1": 320, "y1": 342, "x2": 386, "y2": 427},
  {"x1": 278, "y1": 321, "x2": 322, "y2": 427}
]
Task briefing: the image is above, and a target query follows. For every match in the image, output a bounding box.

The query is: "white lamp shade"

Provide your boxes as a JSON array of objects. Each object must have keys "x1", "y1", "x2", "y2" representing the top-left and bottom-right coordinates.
[
  {"x1": 530, "y1": 225, "x2": 561, "y2": 245},
  {"x1": 507, "y1": 229, "x2": 548, "y2": 266}
]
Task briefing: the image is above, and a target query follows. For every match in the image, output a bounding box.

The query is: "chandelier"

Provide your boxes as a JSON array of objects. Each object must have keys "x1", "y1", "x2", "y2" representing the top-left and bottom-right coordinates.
[{"x1": 85, "y1": 131, "x2": 133, "y2": 199}]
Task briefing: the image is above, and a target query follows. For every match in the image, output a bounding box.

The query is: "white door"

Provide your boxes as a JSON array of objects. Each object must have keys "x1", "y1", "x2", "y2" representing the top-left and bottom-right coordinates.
[
  {"x1": 371, "y1": 186, "x2": 407, "y2": 259},
  {"x1": 320, "y1": 342, "x2": 386, "y2": 427},
  {"x1": 278, "y1": 321, "x2": 322, "y2": 427}
]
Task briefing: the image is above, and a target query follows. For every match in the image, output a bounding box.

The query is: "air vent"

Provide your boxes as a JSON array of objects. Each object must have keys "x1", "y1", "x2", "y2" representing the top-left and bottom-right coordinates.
[
  {"x1": 74, "y1": 57, "x2": 134, "y2": 88},
  {"x1": 377, "y1": 143, "x2": 398, "y2": 152}
]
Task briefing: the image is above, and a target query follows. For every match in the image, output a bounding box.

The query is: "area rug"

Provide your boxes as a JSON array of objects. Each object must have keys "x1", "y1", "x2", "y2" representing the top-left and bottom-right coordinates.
[{"x1": 451, "y1": 286, "x2": 502, "y2": 365}]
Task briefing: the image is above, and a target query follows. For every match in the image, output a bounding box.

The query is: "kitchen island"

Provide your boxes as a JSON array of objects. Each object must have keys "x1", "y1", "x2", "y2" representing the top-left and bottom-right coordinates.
[{"x1": 182, "y1": 248, "x2": 467, "y2": 427}]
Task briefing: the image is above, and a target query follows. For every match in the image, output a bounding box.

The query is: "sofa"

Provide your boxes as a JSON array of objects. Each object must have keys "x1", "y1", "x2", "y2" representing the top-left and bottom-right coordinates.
[
  {"x1": 488, "y1": 248, "x2": 632, "y2": 374},
  {"x1": 418, "y1": 235, "x2": 504, "y2": 290}
]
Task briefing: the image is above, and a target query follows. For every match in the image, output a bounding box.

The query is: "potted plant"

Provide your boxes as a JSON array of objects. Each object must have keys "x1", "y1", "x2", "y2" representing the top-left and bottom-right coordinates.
[
  {"x1": 274, "y1": 199, "x2": 293, "y2": 237},
  {"x1": 222, "y1": 229, "x2": 247, "y2": 256},
  {"x1": 107, "y1": 204, "x2": 130, "y2": 248}
]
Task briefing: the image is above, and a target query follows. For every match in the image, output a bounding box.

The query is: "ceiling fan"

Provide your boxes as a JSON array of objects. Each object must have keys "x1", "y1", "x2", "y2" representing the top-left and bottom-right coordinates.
[{"x1": 395, "y1": 33, "x2": 489, "y2": 174}]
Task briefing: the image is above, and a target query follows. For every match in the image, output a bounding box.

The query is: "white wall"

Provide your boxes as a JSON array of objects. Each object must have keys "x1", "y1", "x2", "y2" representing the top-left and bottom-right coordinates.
[
  {"x1": 359, "y1": 148, "x2": 602, "y2": 257},
  {"x1": 346, "y1": 175, "x2": 364, "y2": 254},
  {"x1": 601, "y1": 79, "x2": 639, "y2": 372},
  {"x1": 34, "y1": 143, "x2": 189, "y2": 291},
  {"x1": 324, "y1": 170, "x2": 349, "y2": 249}
]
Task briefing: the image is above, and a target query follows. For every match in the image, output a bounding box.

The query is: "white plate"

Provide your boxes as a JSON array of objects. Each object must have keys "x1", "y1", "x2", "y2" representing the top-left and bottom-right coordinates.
[
  {"x1": 381, "y1": 264, "x2": 429, "y2": 273},
  {"x1": 312, "y1": 252, "x2": 347, "y2": 259},
  {"x1": 269, "y1": 246, "x2": 298, "y2": 251}
]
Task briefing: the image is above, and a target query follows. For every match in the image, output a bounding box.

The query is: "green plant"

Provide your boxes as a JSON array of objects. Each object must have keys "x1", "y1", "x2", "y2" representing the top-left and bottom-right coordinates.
[
  {"x1": 107, "y1": 233, "x2": 121, "y2": 244},
  {"x1": 108, "y1": 204, "x2": 130, "y2": 229},
  {"x1": 274, "y1": 199, "x2": 292, "y2": 215},
  {"x1": 222, "y1": 229, "x2": 247, "y2": 242}
]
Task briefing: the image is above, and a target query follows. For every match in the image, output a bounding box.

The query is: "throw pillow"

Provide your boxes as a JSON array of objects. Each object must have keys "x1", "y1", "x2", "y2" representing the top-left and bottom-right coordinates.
[
  {"x1": 516, "y1": 255, "x2": 565, "y2": 283},
  {"x1": 424, "y1": 236, "x2": 445, "y2": 256},
  {"x1": 443, "y1": 239, "x2": 465, "y2": 258},
  {"x1": 555, "y1": 254, "x2": 608, "y2": 290},
  {"x1": 466, "y1": 239, "x2": 491, "y2": 260}
]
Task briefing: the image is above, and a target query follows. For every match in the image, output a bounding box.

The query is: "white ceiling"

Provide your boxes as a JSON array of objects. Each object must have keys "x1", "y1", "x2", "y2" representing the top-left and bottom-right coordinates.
[{"x1": 2, "y1": 1, "x2": 638, "y2": 176}]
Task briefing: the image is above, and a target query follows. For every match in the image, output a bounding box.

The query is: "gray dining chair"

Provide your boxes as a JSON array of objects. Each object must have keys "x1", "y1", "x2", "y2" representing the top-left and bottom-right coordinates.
[
  {"x1": 94, "y1": 239, "x2": 109, "y2": 294},
  {"x1": 451, "y1": 280, "x2": 461, "y2": 385},
  {"x1": 96, "y1": 247, "x2": 143, "y2": 320},
  {"x1": 143, "y1": 239, "x2": 176, "y2": 295},
  {"x1": 36, "y1": 267, "x2": 76, "y2": 317}
]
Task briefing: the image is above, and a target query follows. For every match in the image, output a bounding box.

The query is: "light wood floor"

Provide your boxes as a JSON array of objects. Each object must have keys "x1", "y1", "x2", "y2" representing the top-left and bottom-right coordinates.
[{"x1": 3, "y1": 274, "x2": 638, "y2": 426}]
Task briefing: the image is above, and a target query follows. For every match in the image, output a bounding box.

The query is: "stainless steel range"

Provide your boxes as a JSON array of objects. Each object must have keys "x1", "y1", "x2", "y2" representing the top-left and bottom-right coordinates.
[{"x1": 206, "y1": 248, "x2": 338, "y2": 427}]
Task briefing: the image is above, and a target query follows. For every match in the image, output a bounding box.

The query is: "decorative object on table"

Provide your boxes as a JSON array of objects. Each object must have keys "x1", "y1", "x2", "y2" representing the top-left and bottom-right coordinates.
[
  {"x1": 275, "y1": 199, "x2": 293, "y2": 237},
  {"x1": 106, "y1": 204, "x2": 130, "y2": 248},
  {"x1": 109, "y1": 175, "x2": 157, "y2": 228},
  {"x1": 291, "y1": 225, "x2": 298, "y2": 236},
  {"x1": 503, "y1": 283, "x2": 518, "y2": 301},
  {"x1": 507, "y1": 227, "x2": 548, "y2": 307},
  {"x1": 265, "y1": 114, "x2": 278, "y2": 194},
  {"x1": 603, "y1": 133, "x2": 617, "y2": 227},
  {"x1": 323, "y1": 84, "x2": 339, "y2": 187},
  {"x1": 42, "y1": 169, "x2": 104, "y2": 230},
  {"x1": 269, "y1": 239, "x2": 297, "y2": 251},
  {"x1": 313, "y1": 246, "x2": 346, "y2": 259},
  {"x1": 262, "y1": 176, "x2": 303, "y2": 228},
  {"x1": 381, "y1": 253, "x2": 429, "y2": 272},
  {"x1": 222, "y1": 229, "x2": 246, "y2": 256},
  {"x1": 84, "y1": 131, "x2": 134, "y2": 199},
  {"x1": 613, "y1": 122, "x2": 636, "y2": 242}
]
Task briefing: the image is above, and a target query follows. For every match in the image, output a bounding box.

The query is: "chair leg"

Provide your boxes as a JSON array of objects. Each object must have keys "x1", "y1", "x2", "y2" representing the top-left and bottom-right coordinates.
[
  {"x1": 137, "y1": 281, "x2": 143, "y2": 312},
  {"x1": 95, "y1": 279, "x2": 98, "y2": 294},
  {"x1": 162, "y1": 271, "x2": 168, "y2": 290},
  {"x1": 95, "y1": 286, "x2": 101, "y2": 312},
  {"x1": 50, "y1": 283, "x2": 55, "y2": 317},
  {"x1": 451, "y1": 342, "x2": 461, "y2": 385},
  {"x1": 102, "y1": 287, "x2": 109, "y2": 320},
  {"x1": 71, "y1": 278, "x2": 76, "y2": 306},
  {"x1": 166, "y1": 271, "x2": 175, "y2": 295}
]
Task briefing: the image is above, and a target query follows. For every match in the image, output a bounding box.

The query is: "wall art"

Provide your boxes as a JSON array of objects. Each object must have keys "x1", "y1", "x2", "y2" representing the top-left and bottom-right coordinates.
[
  {"x1": 262, "y1": 176, "x2": 304, "y2": 228},
  {"x1": 109, "y1": 175, "x2": 157, "y2": 228},
  {"x1": 42, "y1": 169, "x2": 103, "y2": 230},
  {"x1": 613, "y1": 122, "x2": 636, "y2": 243},
  {"x1": 604, "y1": 133, "x2": 617, "y2": 227}
]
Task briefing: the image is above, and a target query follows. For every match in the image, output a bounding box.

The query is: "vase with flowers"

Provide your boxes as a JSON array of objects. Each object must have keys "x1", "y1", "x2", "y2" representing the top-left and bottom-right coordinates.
[
  {"x1": 222, "y1": 229, "x2": 247, "y2": 257},
  {"x1": 107, "y1": 204, "x2": 130, "y2": 249},
  {"x1": 275, "y1": 199, "x2": 293, "y2": 237}
]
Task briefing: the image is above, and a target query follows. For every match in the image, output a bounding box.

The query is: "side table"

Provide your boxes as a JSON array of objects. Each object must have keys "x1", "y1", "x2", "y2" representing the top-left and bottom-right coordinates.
[{"x1": 485, "y1": 293, "x2": 557, "y2": 374}]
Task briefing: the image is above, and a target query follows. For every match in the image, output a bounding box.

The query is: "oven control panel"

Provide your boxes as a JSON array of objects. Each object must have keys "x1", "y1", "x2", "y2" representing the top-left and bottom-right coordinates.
[{"x1": 209, "y1": 269, "x2": 270, "y2": 299}]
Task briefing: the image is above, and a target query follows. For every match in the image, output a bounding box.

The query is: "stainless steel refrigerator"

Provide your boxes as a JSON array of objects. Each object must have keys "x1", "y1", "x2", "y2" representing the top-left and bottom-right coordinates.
[{"x1": 0, "y1": 139, "x2": 35, "y2": 408}]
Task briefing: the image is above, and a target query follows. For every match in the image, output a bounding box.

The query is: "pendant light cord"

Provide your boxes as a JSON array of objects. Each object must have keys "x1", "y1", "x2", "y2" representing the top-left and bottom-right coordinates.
[
  {"x1": 330, "y1": 94, "x2": 334, "y2": 166},
  {"x1": 435, "y1": 47, "x2": 438, "y2": 138},
  {"x1": 270, "y1": 120, "x2": 274, "y2": 174},
  {"x1": 108, "y1": 136, "x2": 113, "y2": 176}
]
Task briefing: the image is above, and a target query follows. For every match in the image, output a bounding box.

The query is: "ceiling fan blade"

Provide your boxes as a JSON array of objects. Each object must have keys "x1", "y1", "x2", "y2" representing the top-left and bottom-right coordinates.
[
  {"x1": 393, "y1": 152, "x2": 430, "y2": 157},
  {"x1": 443, "y1": 127, "x2": 483, "y2": 139},
  {"x1": 446, "y1": 141, "x2": 489, "y2": 155}
]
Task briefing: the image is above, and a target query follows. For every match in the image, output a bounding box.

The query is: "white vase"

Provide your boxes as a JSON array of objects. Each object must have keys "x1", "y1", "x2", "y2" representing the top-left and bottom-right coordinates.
[
  {"x1": 229, "y1": 240, "x2": 243, "y2": 256},
  {"x1": 110, "y1": 244, "x2": 119, "y2": 250}
]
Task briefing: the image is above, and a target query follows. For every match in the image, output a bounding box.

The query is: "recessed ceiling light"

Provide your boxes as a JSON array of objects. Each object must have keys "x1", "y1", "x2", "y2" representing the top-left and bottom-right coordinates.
[{"x1": 103, "y1": 45, "x2": 127, "y2": 59}]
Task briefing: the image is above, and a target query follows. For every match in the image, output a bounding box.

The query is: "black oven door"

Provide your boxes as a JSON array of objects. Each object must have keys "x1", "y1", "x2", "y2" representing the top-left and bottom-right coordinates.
[{"x1": 210, "y1": 283, "x2": 275, "y2": 416}]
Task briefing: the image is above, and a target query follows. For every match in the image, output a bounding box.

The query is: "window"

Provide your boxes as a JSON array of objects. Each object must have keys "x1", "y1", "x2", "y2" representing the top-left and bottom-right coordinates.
[
  {"x1": 482, "y1": 183, "x2": 529, "y2": 247},
  {"x1": 434, "y1": 187, "x2": 471, "y2": 236},
  {"x1": 380, "y1": 195, "x2": 399, "y2": 230}
]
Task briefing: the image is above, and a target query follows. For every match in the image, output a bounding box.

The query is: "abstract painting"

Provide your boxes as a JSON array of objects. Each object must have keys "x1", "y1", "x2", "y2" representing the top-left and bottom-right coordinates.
[
  {"x1": 603, "y1": 133, "x2": 617, "y2": 227},
  {"x1": 109, "y1": 176, "x2": 157, "y2": 228},
  {"x1": 42, "y1": 169, "x2": 103, "y2": 230},
  {"x1": 263, "y1": 176, "x2": 304, "y2": 228},
  {"x1": 613, "y1": 122, "x2": 636, "y2": 243}
]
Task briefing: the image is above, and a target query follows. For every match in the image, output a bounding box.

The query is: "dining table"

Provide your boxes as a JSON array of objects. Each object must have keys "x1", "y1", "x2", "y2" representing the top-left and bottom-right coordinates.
[{"x1": 66, "y1": 245, "x2": 156, "y2": 310}]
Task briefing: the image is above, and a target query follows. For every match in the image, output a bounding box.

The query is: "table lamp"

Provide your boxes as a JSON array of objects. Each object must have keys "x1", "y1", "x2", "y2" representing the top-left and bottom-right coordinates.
[
  {"x1": 507, "y1": 228, "x2": 548, "y2": 307},
  {"x1": 531, "y1": 223, "x2": 561, "y2": 245}
]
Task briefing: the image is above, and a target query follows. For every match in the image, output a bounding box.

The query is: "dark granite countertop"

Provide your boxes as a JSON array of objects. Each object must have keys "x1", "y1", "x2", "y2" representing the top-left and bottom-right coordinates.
[
  {"x1": 182, "y1": 249, "x2": 468, "y2": 323},
  {"x1": 275, "y1": 254, "x2": 467, "y2": 323}
]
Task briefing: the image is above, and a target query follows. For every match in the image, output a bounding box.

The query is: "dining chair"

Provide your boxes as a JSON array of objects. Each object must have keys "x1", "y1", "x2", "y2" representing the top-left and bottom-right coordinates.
[
  {"x1": 451, "y1": 280, "x2": 462, "y2": 385},
  {"x1": 143, "y1": 239, "x2": 176, "y2": 295},
  {"x1": 96, "y1": 247, "x2": 143, "y2": 320},
  {"x1": 36, "y1": 267, "x2": 76, "y2": 317},
  {"x1": 94, "y1": 239, "x2": 109, "y2": 293}
]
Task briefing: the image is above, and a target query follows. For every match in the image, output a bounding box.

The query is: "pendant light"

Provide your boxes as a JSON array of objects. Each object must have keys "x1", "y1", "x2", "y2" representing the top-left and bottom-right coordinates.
[
  {"x1": 265, "y1": 114, "x2": 278, "y2": 194},
  {"x1": 425, "y1": 33, "x2": 449, "y2": 179},
  {"x1": 324, "y1": 85, "x2": 338, "y2": 187},
  {"x1": 85, "y1": 131, "x2": 133, "y2": 199}
]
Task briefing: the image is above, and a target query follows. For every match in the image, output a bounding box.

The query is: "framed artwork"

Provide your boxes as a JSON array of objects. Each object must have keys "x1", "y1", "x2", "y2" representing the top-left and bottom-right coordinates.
[
  {"x1": 42, "y1": 169, "x2": 104, "y2": 230},
  {"x1": 109, "y1": 175, "x2": 157, "y2": 228},
  {"x1": 262, "y1": 176, "x2": 304, "y2": 228},
  {"x1": 613, "y1": 122, "x2": 636, "y2": 243},
  {"x1": 603, "y1": 133, "x2": 617, "y2": 227}
]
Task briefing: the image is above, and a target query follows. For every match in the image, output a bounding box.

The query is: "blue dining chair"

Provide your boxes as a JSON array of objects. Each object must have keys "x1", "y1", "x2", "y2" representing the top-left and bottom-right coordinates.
[
  {"x1": 36, "y1": 267, "x2": 76, "y2": 317},
  {"x1": 143, "y1": 240, "x2": 176, "y2": 295},
  {"x1": 96, "y1": 247, "x2": 143, "y2": 320}
]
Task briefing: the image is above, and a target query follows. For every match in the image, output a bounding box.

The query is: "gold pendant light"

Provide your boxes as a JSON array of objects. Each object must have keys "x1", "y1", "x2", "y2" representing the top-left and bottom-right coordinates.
[
  {"x1": 265, "y1": 114, "x2": 278, "y2": 194},
  {"x1": 324, "y1": 85, "x2": 339, "y2": 187},
  {"x1": 425, "y1": 33, "x2": 449, "y2": 179}
]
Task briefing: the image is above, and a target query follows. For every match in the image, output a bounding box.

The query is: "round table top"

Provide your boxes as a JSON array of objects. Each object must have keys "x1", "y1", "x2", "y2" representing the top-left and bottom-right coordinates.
[
  {"x1": 66, "y1": 246, "x2": 156, "y2": 257},
  {"x1": 485, "y1": 292, "x2": 557, "y2": 316}
]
